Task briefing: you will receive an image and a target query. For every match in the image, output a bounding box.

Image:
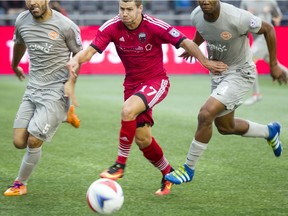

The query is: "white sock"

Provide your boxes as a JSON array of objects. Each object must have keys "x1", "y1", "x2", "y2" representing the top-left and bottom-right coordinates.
[
  {"x1": 185, "y1": 138, "x2": 208, "y2": 169},
  {"x1": 243, "y1": 121, "x2": 269, "y2": 138},
  {"x1": 16, "y1": 146, "x2": 42, "y2": 185},
  {"x1": 253, "y1": 73, "x2": 261, "y2": 94}
]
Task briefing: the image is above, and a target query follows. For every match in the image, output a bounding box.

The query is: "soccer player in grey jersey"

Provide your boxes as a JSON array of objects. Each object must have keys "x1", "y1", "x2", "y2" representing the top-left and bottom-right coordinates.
[
  {"x1": 240, "y1": 0, "x2": 288, "y2": 105},
  {"x1": 4, "y1": 0, "x2": 82, "y2": 196},
  {"x1": 166, "y1": 0, "x2": 287, "y2": 185}
]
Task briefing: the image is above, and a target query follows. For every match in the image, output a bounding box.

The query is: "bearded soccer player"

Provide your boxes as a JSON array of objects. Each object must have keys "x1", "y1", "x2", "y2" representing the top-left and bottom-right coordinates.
[{"x1": 4, "y1": 0, "x2": 82, "y2": 196}]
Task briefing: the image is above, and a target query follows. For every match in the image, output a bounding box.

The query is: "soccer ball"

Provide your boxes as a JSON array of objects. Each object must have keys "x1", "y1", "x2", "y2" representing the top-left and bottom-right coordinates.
[{"x1": 86, "y1": 178, "x2": 124, "y2": 214}]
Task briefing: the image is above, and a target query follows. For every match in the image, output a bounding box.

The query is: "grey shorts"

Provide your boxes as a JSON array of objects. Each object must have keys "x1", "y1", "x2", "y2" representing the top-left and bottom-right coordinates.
[
  {"x1": 14, "y1": 86, "x2": 69, "y2": 142},
  {"x1": 211, "y1": 63, "x2": 256, "y2": 117}
]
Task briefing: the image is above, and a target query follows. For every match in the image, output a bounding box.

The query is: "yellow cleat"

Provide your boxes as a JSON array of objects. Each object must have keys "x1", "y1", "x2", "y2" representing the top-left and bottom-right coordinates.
[{"x1": 4, "y1": 181, "x2": 27, "y2": 196}]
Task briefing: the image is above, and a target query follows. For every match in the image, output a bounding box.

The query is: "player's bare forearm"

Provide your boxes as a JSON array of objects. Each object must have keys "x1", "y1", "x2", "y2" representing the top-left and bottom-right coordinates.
[
  {"x1": 12, "y1": 44, "x2": 26, "y2": 70},
  {"x1": 258, "y1": 21, "x2": 277, "y2": 67},
  {"x1": 11, "y1": 44, "x2": 27, "y2": 81},
  {"x1": 180, "y1": 39, "x2": 207, "y2": 63},
  {"x1": 67, "y1": 46, "x2": 96, "y2": 78},
  {"x1": 193, "y1": 31, "x2": 204, "y2": 46}
]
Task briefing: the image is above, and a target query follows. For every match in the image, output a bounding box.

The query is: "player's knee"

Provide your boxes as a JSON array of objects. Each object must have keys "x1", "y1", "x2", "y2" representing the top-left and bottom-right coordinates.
[
  {"x1": 198, "y1": 109, "x2": 214, "y2": 125},
  {"x1": 121, "y1": 105, "x2": 135, "y2": 120},
  {"x1": 27, "y1": 136, "x2": 43, "y2": 148},
  {"x1": 13, "y1": 139, "x2": 27, "y2": 149}
]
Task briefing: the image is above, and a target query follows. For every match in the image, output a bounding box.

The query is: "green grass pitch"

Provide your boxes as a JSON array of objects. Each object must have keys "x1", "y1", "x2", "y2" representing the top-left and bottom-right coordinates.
[{"x1": 0, "y1": 75, "x2": 287, "y2": 216}]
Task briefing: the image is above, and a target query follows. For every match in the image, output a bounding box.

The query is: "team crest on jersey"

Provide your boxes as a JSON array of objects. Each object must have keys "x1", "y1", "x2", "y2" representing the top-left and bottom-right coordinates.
[
  {"x1": 76, "y1": 35, "x2": 82, "y2": 46},
  {"x1": 220, "y1": 31, "x2": 232, "y2": 40},
  {"x1": 138, "y1": 32, "x2": 146, "y2": 43},
  {"x1": 48, "y1": 31, "x2": 59, "y2": 40},
  {"x1": 169, "y1": 28, "x2": 180, "y2": 37},
  {"x1": 250, "y1": 18, "x2": 258, "y2": 28}
]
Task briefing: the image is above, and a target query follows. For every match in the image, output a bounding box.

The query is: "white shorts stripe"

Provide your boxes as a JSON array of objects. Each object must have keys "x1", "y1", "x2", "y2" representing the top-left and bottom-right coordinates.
[{"x1": 148, "y1": 79, "x2": 168, "y2": 108}]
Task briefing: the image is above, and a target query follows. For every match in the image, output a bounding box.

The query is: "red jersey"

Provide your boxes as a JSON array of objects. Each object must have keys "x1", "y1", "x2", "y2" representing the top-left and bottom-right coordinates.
[{"x1": 91, "y1": 14, "x2": 186, "y2": 88}]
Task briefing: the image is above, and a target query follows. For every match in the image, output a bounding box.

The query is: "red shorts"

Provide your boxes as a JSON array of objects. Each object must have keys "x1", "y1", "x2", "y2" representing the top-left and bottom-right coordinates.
[{"x1": 124, "y1": 78, "x2": 170, "y2": 127}]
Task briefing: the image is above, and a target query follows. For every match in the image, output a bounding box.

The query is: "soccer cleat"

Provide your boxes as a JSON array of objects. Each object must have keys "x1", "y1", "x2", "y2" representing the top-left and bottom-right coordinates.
[
  {"x1": 155, "y1": 178, "x2": 173, "y2": 196},
  {"x1": 3, "y1": 181, "x2": 27, "y2": 196},
  {"x1": 100, "y1": 162, "x2": 125, "y2": 181},
  {"x1": 67, "y1": 105, "x2": 80, "y2": 128},
  {"x1": 243, "y1": 94, "x2": 263, "y2": 105},
  {"x1": 267, "y1": 122, "x2": 282, "y2": 157},
  {"x1": 165, "y1": 164, "x2": 194, "y2": 185}
]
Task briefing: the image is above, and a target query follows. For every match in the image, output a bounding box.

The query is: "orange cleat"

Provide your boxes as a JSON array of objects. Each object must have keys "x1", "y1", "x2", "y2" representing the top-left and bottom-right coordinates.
[
  {"x1": 67, "y1": 105, "x2": 80, "y2": 128},
  {"x1": 100, "y1": 163, "x2": 125, "y2": 181},
  {"x1": 155, "y1": 178, "x2": 173, "y2": 196},
  {"x1": 4, "y1": 181, "x2": 27, "y2": 196}
]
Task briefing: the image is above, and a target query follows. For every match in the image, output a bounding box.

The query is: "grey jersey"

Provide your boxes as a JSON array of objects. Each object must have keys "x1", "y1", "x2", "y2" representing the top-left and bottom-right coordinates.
[
  {"x1": 191, "y1": 2, "x2": 262, "y2": 68},
  {"x1": 14, "y1": 9, "x2": 82, "y2": 88},
  {"x1": 240, "y1": 0, "x2": 282, "y2": 24}
]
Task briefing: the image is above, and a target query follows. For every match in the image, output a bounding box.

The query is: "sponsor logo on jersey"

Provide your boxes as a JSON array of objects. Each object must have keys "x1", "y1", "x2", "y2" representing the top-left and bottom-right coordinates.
[
  {"x1": 119, "y1": 36, "x2": 125, "y2": 42},
  {"x1": 207, "y1": 42, "x2": 227, "y2": 53},
  {"x1": 28, "y1": 43, "x2": 53, "y2": 53},
  {"x1": 145, "y1": 44, "x2": 152, "y2": 51},
  {"x1": 48, "y1": 31, "x2": 59, "y2": 40},
  {"x1": 169, "y1": 28, "x2": 180, "y2": 37},
  {"x1": 138, "y1": 32, "x2": 146, "y2": 43},
  {"x1": 220, "y1": 31, "x2": 232, "y2": 40}
]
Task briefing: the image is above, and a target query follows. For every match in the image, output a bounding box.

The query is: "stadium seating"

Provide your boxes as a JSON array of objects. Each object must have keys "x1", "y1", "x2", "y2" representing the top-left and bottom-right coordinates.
[{"x1": 0, "y1": 0, "x2": 287, "y2": 26}]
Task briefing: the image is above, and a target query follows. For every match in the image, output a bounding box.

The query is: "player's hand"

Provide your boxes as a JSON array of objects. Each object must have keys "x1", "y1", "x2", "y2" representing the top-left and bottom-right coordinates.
[
  {"x1": 270, "y1": 64, "x2": 288, "y2": 85},
  {"x1": 204, "y1": 59, "x2": 228, "y2": 74},
  {"x1": 13, "y1": 66, "x2": 25, "y2": 81},
  {"x1": 64, "y1": 80, "x2": 79, "y2": 107},
  {"x1": 66, "y1": 59, "x2": 79, "y2": 79},
  {"x1": 179, "y1": 51, "x2": 193, "y2": 61}
]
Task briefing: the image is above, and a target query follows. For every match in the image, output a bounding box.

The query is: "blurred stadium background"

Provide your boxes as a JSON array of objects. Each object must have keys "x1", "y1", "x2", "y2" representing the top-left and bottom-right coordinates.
[
  {"x1": 1, "y1": 2, "x2": 288, "y2": 215},
  {"x1": 0, "y1": 0, "x2": 288, "y2": 26}
]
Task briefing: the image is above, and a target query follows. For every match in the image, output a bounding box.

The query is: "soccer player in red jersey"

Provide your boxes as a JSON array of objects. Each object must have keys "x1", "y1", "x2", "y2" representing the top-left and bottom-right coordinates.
[{"x1": 66, "y1": 0, "x2": 227, "y2": 195}]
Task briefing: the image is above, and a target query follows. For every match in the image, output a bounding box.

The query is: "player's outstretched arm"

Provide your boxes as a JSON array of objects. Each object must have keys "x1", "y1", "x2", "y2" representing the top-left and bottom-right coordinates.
[
  {"x1": 11, "y1": 43, "x2": 27, "y2": 81},
  {"x1": 258, "y1": 21, "x2": 287, "y2": 84},
  {"x1": 66, "y1": 46, "x2": 97, "y2": 78},
  {"x1": 179, "y1": 31, "x2": 205, "y2": 61}
]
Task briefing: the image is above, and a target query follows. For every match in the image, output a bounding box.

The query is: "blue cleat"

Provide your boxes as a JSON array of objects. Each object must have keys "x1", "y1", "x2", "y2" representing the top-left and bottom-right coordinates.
[
  {"x1": 165, "y1": 164, "x2": 194, "y2": 185},
  {"x1": 267, "y1": 122, "x2": 282, "y2": 157}
]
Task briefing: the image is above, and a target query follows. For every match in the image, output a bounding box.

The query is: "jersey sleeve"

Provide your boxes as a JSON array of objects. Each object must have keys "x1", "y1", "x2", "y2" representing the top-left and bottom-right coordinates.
[
  {"x1": 13, "y1": 12, "x2": 26, "y2": 44},
  {"x1": 238, "y1": 9, "x2": 262, "y2": 34},
  {"x1": 63, "y1": 23, "x2": 83, "y2": 55},
  {"x1": 190, "y1": 6, "x2": 200, "y2": 26},
  {"x1": 164, "y1": 26, "x2": 186, "y2": 49},
  {"x1": 90, "y1": 21, "x2": 114, "y2": 54}
]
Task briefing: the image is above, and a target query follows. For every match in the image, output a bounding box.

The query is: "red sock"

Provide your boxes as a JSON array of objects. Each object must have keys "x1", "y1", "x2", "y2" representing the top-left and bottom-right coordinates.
[
  {"x1": 116, "y1": 120, "x2": 136, "y2": 165},
  {"x1": 141, "y1": 137, "x2": 171, "y2": 177}
]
